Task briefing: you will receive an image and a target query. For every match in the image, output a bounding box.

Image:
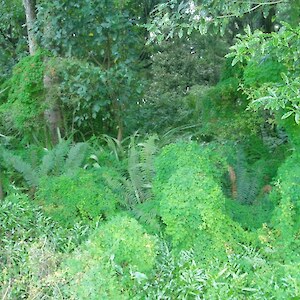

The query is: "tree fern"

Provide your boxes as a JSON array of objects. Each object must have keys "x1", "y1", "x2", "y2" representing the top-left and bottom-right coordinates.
[
  {"x1": 39, "y1": 149, "x2": 56, "y2": 177},
  {"x1": 131, "y1": 199, "x2": 161, "y2": 233},
  {"x1": 49, "y1": 140, "x2": 70, "y2": 175},
  {"x1": 120, "y1": 176, "x2": 139, "y2": 209},
  {"x1": 88, "y1": 134, "x2": 158, "y2": 210}
]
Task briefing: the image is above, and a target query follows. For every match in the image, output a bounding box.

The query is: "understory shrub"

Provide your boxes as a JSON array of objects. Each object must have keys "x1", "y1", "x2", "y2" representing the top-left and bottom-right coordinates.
[
  {"x1": 62, "y1": 216, "x2": 157, "y2": 299},
  {"x1": 154, "y1": 142, "x2": 255, "y2": 261},
  {"x1": 93, "y1": 216, "x2": 157, "y2": 274},
  {"x1": 226, "y1": 143, "x2": 286, "y2": 205},
  {"x1": 0, "y1": 51, "x2": 48, "y2": 141},
  {"x1": 134, "y1": 35, "x2": 227, "y2": 134},
  {"x1": 243, "y1": 58, "x2": 286, "y2": 88},
  {"x1": 267, "y1": 150, "x2": 300, "y2": 260},
  {"x1": 225, "y1": 197, "x2": 274, "y2": 231},
  {"x1": 36, "y1": 169, "x2": 119, "y2": 226}
]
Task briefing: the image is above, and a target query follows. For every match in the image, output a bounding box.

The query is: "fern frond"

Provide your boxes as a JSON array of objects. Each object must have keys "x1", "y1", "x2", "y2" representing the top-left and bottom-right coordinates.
[
  {"x1": 100, "y1": 169, "x2": 126, "y2": 206},
  {"x1": 160, "y1": 123, "x2": 199, "y2": 146},
  {"x1": 138, "y1": 134, "x2": 159, "y2": 184},
  {"x1": 119, "y1": 177, "x2": 138, "y2": 209},
  {"x1": 52, "y1": 140, "x2": 71, "y2": 173},
  {"x1": 64, "y1": 142, "x2": 89, "y2": 173},
  {"x1": 111, "y1": 134, "x2": 159, "y2": 209},
  {"x1": 131, "y1": 199, "x2": 160, "y2": 231},
  {"x1": 39, "y1": 140, "x2": 70, "y2": 176},
  {"x1": 39, "y1": 149, "x2": 55, "y2": 177},
  {"x1": 2, "y1": 150, "x2": 38, "y2": 187}
]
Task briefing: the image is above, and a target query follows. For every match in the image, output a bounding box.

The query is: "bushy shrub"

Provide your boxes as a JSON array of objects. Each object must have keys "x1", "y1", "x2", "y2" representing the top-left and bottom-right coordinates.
[
  {"x1": 133, "y1": 35, "x2": 228, "y2": 134},
  {"x1": 64, "y1": 260, "x2": 129, "y2": 300},
  {"x1": 280, "y1": 117, "x2": 300, "y2": 148},
  {"x1": 36, "y1": 169, "x2": 118, "y2": 226},
  {"x1": 154, "y1": 142, "x2": 226, "y2": 187},
  {"x1": 220, "y1": 57, "x2": 244, "y2": 81},
  {"x1": 0, "y1": 51, "x2": 48, "y2": 140},
  {"x1": 267, "y1": 151, "x2": 300, "y2": 259},
  {"x1": 154, "y1": 142, "x2": 254, "y2": 261},
  {"x1": 94, "y1": 216, "x2": 157, "y2": 274},
  {"x1": 51, "y1": 58, "x2": 110, "y2": 132},
  {"x1": 63, "y1": 216, "x2": 157, "y2": 299}
]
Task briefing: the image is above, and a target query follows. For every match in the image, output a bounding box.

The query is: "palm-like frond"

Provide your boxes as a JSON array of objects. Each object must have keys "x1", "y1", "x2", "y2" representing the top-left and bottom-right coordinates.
[
  {"x1": 64, "y1": 142, "x2": 88, "y2": 173},
  {"x1": 1, "y1": 140, "x2": 90, "y2": 189},
  {"x1": 120, "y1": 134, "x2": 159, "y2": 209},
  {"x1": 2, "y1": 150, "x2": 39, "y2": 187},
  {"x1": 139, "y1": 134, "x2": 159, "y2": 184},
  {"x1": 39, "y1": 140, "x2": 70, "y2": 176}
]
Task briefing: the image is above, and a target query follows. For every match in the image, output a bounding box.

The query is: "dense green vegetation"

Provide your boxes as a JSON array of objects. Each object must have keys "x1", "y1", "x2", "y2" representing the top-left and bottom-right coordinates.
[{"x1": 1, "y1": 0, "x2": 300, "y2": 299}]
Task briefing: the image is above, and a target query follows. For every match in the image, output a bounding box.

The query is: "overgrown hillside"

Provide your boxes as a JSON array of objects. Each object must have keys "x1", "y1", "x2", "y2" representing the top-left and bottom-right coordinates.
[{"x1": 1, "y1": 1, "x2": 300, "y2": 299}]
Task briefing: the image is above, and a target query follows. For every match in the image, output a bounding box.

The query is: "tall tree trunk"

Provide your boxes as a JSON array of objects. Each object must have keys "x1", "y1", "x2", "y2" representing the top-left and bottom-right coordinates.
[
  {"x1": 43, "y1": 70, "x2": 63, "y2": 145},
  {"x1": 112, "y1": 99, "x2": 124, "y2": 142},
  {"x1": 22, "y1": 0, "x2": 37, "y2": 55},
  {"x1": 228, "y1": 166, "x2": 237, "y2": 199},
  {"x1": 0, "y1": 182, "x2": 4, "y2": 200},
  {"x1": 22, "y1": 0, "x2": 63, "y2": 145}
]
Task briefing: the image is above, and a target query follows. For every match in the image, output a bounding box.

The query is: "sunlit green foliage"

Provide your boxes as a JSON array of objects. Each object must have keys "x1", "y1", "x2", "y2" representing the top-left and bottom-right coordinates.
[
  {"x1": 63, "y1": 216, "x2": 157, "y2": 299},
  {"x1": 36, "y1": 169, "x2": 118, "y2": 226},
  {"x1": 243, "y1": 59, "x2": 286, "y2": 88},
  {"x1": 268, "y1": 151, "x2": 300, "y2": 260},
  {"x1": 154, "y1": 142, "x2": 255, "y2": 260},
  {"x1": 0, "y1": 194, "x2": 90, "y2": 299},
  {"x1": 137, "y1": 244, "x2": 300, "y2": 299},
  {"x1": 228, "y1": 23, "x2": 300, "y2": 124},
  {"x1": 1, "y1": 0, "x2": 300, "y2": 299},
  {"x1": 147, "y1": 0, "x2": 278, "y2": 42},
  {"x1": 0, "y1": 51, "x2": 48, "y2": 140}
]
